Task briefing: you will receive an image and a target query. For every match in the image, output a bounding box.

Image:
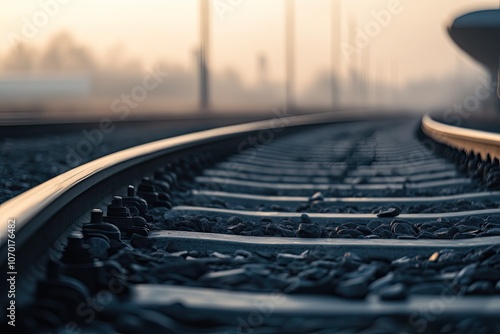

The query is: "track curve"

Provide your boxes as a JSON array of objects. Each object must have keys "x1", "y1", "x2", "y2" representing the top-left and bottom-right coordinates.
[{"x1": 2, "y1": 112, "x2": 500, "y2": 333}]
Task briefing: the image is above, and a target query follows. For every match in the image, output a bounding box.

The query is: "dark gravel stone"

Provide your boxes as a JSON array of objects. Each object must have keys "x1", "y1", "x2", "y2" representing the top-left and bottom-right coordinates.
[
  {"x1": 372, "y1": 224, "x2": 390, "y2": 233},
  {"x1": 418, "y1": 231, "x2": 437, "y2": 239},
  {"x1": 276, "y1": 252, "x2": 306, "y2": 264},
  {"x1": 177, "y1": 219, "x2": 202, "y2": 231},
  {"x1": 396, "y1": 235, "x2": 417, "y2": 240},
  {"x1": 150, "y1": 260, "x2": 208, "y2": 280},
  {"x1": 377, "y1": 208, "x2": 400, "y2": 218},
  {"x1": 130, "y1": 234, "x2": 156, "y2": 249},
  {"x1": 436, "y1": 226, "x2": 460, "y2": 239},
  {"x1": 484, "y1": 223, "x2": 500, "y2": 229},
  {"x1": 234, "y1": 249, "x2": 252, "y2": 258},
  {"x1": 454, "y1": 263, "x2": 477, "y2": 285},
  {"x1": 373, "y1": 227, "x2": 394, "y2": 239},
  {"x1": 483, "y1": 228, "x2": 500, "y2": 236},
  {"x1": 309, "y1": 192, "x2": 324, "y2": 202},
  {"x1": 455, "y1": 224, "x2": 480, "y2": 233},
  {"x1": 341, "y1": 252, "x2": 363, "y2": 270},
  {"x1": 300, "y1": 213, "x2": 312, "y2": 224},
  {"x1": 335, "y1": 276, "x2": 369, "y2": 299},
  {"x1": 379, "y1": 283, "x2": 407, "y2": 300},
  {"x1": 356, "y1": 226, "x2": 372, "y2": 235},
  {"x1": 466, "y1": 281, "x2": 494, "y2": 294},
  {"x1": 486, "y1": 215, "x2": 500, "y2": 224},
  {"x1": 435, "y1": 231, "x2": 452, "y2": 239},
  {"x1": 470, "y1": 267, "x2": 500, "y2": 282},
  {"x1": 200, "y1": 268, "x2": 249, "y2": 286},
  {"x1": 277, "y1": 225, "x2": 296, "y2": 237},
  {"x1": 227, "y1": 222, "x2": 246, "y2": 234},
  {"x1": 338, "y1": 229, "x2": 363, "y2": 238},
  {"x1": 227, "y1": 216, "x2": 243, "y2": 225},
  {"x1": 342, "y1": 222, "x2": 360, "y2": 229},
  {"x1": 298, "y1": 267, "x2": 329, "y2": 280},
  {"x1": 249, "y1": 229, "x2": 265, "y2": 236},
  {"x1": 391, "y1": 222, "x2": 416, "y2": 236},
  {"x1": 297, "y1": 223, "x2": 322, "y2": 238},
  {"x1": 409, "y1": 283, "x2": 450, "y2": 295},
  {"x1": 369, "y1": 272, "x2": 396, "y2": 292},
  {"x1": 367, "y1": 220, "x2": 383, "y2": 230},
  {"x1": 270, "y1": 204, "x2": 287, "y2": 211},
  {"x1": 188, "y1": 250, "x2": 200, "y2": 257},
  {"x1": 447, "y1": 226, "x2": 459, "y2": 237},
  {"x1": 295, "y1": 203, "x2": 310, "y2": 212},
  {"x1": 264, "y1": 223, "x2": 279, "y2": 236},
  {"x1": 460, "y1": 216, "x2": 484, "y2": 227},
  {"x1": 454, "y1": 232, "x2": 477, "y2": 239}
]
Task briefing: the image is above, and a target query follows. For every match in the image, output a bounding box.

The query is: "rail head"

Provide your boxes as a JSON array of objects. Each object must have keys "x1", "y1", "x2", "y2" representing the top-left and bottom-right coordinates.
[{"x1": 421, "y1": 114, "x2": 500, "y2": 160}]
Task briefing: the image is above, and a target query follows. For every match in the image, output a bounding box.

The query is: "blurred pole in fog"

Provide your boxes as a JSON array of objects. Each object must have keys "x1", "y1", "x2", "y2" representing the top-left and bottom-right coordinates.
[
  {"x1": 199, "y1": 0, "x2": 210, "y2": 111},
  {"x1": 348, "y1": 17, "x2": 357, "y2": 106},
  {"x1": 376, "y1": 65, "x2": 385, "y2": 108},
  {"x1": 330, "y1": 0, "x2": 341, "y2": 108},
  {"x1": 257, "y1": 54, "x2": 268, "y2": 85},
  {"x1": 285, "y1": 0, "x2": 295, "y2": 112},
  {"x1": 392, "y1": 63, "x2": 398, "y2": 108},
  {"x1": 364, "y1": 45, "x2": 371, "y2": 107},
  {"x1": 360, "y1": 45, "x2": 369, "y2": 107},
  {"x1": 388, "y1": 64, "x2": 394, "y2": 108},
  {"x1": 355, "y1": 17, "x2": 362, "y2": 107}
]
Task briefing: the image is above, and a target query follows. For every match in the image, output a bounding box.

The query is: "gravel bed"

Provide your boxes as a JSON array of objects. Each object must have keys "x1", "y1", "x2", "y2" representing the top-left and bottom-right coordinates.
[
  {"x1": 177, "y1": 194, "x2": 500, "y2": 214},
  {"x1": 149, "y1": 209, "x2": 500, "y2": 240},
  {"x1": 0, "y1": 121, "x2": 220, "y2": 203},
  {"x1": 121, "y1": 236, "x2": 500, "y2": 300}
]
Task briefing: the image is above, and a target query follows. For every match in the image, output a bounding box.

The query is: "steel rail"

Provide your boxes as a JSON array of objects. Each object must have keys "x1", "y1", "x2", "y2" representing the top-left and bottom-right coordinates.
[
  {"x1": 3, "y1": 113, "x2": 500, "y2": 330},
  {"x1": 421, "y1": 114, "x2": 500, "y2": 159},
  {"x1": 0, "y1": 111, "x2": 387, "y2": 309}
]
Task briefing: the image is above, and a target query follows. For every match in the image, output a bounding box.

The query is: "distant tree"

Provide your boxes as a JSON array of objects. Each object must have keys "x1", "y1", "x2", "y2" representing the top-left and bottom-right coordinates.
[
  {"x1": 3, "y1": 43, "x2": 35, "y2": 72},
  {"x1": 39, "y1": 31, "x2": 95, "y2": 72}
]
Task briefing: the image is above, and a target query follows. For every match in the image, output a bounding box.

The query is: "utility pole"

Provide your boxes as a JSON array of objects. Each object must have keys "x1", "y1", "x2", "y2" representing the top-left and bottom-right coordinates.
[
  {"x1": 285, "y1": 0, "x2": 295, "y2": 112},
  {"x1": 331, "y1": 0, "x2": 341, "y2": 108},
  {"x1": 365, "y1": 45, "x2": 371, "y2": 106},
  {"x1": 199, "y1": 0, "x2": 210, "y2": 111},
  {"x1": 348, "y1": 17, "x2": 357, "y2": 106},
  {"x1": 361, "y1": 44, "x2": 370, "y2": 107}
]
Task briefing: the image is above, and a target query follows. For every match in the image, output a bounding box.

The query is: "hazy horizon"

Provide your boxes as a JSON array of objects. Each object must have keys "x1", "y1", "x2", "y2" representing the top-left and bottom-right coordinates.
[{"x1": 0, "y1": 0, "x2": 498, "y2": 114}]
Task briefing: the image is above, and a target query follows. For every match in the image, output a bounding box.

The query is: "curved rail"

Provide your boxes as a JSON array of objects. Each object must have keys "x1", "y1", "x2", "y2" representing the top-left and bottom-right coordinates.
[
  {"x1": 421, "y1": 114, "x2": 500, "y2": 159},
  {"x1": 0, "y1": 111, "x2": 383, "y2": 308},
  {"x1": 3, "y1": 113, "x2": 500, "y2": 330}
]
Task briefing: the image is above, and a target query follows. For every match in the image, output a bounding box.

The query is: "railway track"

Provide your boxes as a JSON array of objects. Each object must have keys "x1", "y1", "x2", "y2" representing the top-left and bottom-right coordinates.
[{"x1": 1, "y1": 112, "x2": 500, "y2": 333}]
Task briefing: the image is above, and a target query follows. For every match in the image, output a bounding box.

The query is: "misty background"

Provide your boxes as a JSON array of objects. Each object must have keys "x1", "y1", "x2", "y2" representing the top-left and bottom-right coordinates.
[{"x1": 0, "y1": 0, "x2": 497, "y2": 117}]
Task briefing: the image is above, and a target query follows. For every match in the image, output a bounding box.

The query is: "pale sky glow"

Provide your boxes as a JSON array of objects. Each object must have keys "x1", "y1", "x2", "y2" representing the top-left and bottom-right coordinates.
[{"x1": 0, "y1": 0, "x2": 498, "y2": 111}]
